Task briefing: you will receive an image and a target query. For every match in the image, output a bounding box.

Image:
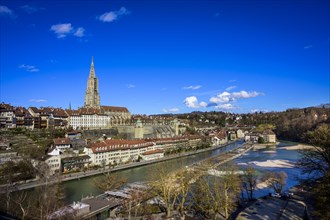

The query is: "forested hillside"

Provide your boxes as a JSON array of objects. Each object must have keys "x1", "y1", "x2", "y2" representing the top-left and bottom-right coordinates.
[{"x1": 160, "y1": 106, "x2": 330, "y2": 142}]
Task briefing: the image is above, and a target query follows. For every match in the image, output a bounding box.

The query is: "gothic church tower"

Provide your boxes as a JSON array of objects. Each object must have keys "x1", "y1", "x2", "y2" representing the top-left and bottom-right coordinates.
[{"x1": 84, "y1": 56, "x2": 100, "y2": 108}]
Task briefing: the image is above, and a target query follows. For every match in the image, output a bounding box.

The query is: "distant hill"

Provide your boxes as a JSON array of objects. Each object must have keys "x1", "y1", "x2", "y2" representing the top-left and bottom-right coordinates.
[
  {"x1": 154, "y1": 105, "x2": 330, "y2": 142},
  {"x1": 316, "y1": 103, "x2": 330, "y2": 108}
]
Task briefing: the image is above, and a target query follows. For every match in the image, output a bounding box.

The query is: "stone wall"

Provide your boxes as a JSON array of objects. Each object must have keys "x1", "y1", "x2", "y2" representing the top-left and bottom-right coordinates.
[{"x1": 82, "y1": 129, "x2": 118, "y2": 139}]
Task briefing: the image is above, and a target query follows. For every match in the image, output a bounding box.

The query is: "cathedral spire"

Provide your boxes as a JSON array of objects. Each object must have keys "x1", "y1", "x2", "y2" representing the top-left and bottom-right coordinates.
[
  {"x1": 84, "y1": 56, "x2": 100, "y2": 108},
  {"x1": 89, "y1": 56, "x2": 96, "y2": 78}
]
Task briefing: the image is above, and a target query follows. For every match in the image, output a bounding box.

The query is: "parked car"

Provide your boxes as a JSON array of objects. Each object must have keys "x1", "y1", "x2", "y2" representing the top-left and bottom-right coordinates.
[
  {"x1": 282, "y1": 191, "x2": 294, "y2": 198},
  {"x1": 271, "y1": 193, "x2": 281, "y2": 198}
]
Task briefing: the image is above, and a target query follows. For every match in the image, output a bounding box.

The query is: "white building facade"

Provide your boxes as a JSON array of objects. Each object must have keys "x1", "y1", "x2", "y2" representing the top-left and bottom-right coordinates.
[
  {"x1": 45, "y1": 155, "x2": 61, "y2": 175},
  {"x1": 141, "y1": 149, "x2": 164, "y2": 161},
  {"x1": 84, "y1": 140, "x2": 156, "y2": 166}
]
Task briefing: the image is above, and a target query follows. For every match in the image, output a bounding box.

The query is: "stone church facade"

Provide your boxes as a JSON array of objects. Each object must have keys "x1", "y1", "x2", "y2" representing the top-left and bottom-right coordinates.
[{"x1": 67, "y1": 57, "x2": 131, "y2": 129}]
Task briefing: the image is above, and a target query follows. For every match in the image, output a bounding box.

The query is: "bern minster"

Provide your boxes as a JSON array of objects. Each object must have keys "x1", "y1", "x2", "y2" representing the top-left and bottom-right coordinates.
[
  {"x1": 67, "y1": 56, "x2": 131, "y2": 129},
  {"x1": 84, "y1": 57, "x2": 100, "y2": 109}
]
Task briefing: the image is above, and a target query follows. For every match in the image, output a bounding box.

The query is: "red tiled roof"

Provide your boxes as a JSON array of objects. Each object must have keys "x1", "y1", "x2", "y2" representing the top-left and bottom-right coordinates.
[
  {"x1": 101, "y1": 106, "x2": 129, "y2": 113},
  {"x1": 78, "y1": 108, "x2": 103, "y2": 115},
  {"x1": 215, "y1": 131, "x2": 227, "y2": 139},
  {"x1": 65, "y1": 109, "x2": 81, "y2": 116},
  {"x1": 142, "y1": 149, "x2": 163, "y2": 156},
  {"x1": 29, "y1": 107, "x2": 68, "y2": 117},
  {"x1": 144, "y1": 136, "x2": 201, "y2": 145},
  {"x1": 90, "y1": 139, "x2": 154, "y2": 153},
  {"x1": 28, "y1": 107, "x2": 40, "y2": 113},
  {"x1": 66, "y1": 131, "x2": 82, "y2": 135},
  {"x1": 0, "y1": 103, "x2": 14, "y2": 111},
  {"x1": 53, "y1": 138, "x2": 71, "y2": 145},
  {"x1": 65, "y1": 106, "x2": 130, "y2": 116}
]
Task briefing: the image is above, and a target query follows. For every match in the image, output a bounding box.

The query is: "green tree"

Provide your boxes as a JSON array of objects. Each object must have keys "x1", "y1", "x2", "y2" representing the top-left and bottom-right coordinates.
[
  {"x1": 257, "y1": 136, "x2": 265, "y2": 144},
  {"x1": 255, "y1": 124, "x2": 276, "y2": 133}
]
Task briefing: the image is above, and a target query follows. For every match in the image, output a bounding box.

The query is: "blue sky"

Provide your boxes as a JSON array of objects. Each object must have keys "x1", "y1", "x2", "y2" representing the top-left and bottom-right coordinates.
[{"x1": 0, "y1": 0, "x2": 329, "y2": 115}]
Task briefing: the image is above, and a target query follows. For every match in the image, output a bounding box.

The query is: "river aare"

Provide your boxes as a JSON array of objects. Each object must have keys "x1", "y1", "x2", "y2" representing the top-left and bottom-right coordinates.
[{"x1": 59, "y1": 140, "x2": 304, "y2": 203}]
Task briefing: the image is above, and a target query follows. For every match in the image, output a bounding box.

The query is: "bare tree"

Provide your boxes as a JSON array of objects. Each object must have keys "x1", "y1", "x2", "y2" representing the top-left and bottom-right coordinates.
[
  {"x1": 93, "y1": 171, "x2": 126, "y2": 192},
  {"x1": 241, "y1": 166, "x2": 258, "y2": 201},
  {"x1": 263, "y1": 171, "x2": 288, "y2": 194},
  {"x1": 191, "y1": 175, "x2": 218, "y2": 218},
  {"x1": 121, "y1": 187, "x2": 151, "y2": 219},
  {"x1": 220, "y1": 165, "x2": 242, "y2": 219},
  {"x1": 28, "y1": 162, "x2": 66, "y2": 220},
  {"x1": 11, "y1": 191, "x2": 32, "y2": 220},
  {"x1": 191, "y1": 164, "x2": 241, "y2": 219},
  {"x1": 147, "y1": 162, "x2": 194, "y2": 218},
  {"x1": 175, "y1": 169, "x2": 195, "y2": 220},
  {"x1": 296, "y1": 124, "x2": 330, "y2": 177},
  {"x1": 149, "y1": 167, "x2": 179, "y2": 218}
]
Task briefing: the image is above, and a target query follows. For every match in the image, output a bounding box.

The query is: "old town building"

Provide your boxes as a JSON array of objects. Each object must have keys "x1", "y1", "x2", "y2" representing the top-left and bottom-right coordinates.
[
  {"x1": 0, "y1": 103, "x2": 15, "y2": 128},
  {"x1": 84, "y1": 139, "x2": 155, "y2": 166}
]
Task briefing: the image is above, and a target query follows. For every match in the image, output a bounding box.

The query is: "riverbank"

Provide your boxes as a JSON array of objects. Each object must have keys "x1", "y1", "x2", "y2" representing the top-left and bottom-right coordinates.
[
  {"x1": 277, "y1": 143, "x2": 314, "y2": 150},
  {"x1": 203, "y1": 143, "x2": 253, "y2": 168},
  {"x1": 60, "y1": 140, "x2": 241, "y2": 182},
  {"x1": 0, "y1": 140, "x2": 242, "y2": 192}
]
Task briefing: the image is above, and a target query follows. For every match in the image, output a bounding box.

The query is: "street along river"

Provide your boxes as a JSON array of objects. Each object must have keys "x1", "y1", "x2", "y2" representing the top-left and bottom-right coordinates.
[{"x1": 62, "y1": 140, "x2": 244, "y2": 203}]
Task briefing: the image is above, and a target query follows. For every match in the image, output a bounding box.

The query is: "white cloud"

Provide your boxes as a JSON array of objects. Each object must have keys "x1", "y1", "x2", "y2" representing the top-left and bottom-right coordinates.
[
  {"x1": 200, "y1": 101, "x2": 208, "y2": 107},
  {"x1": 215, "y1": 103, "x2": 235, "y2": 110},
  {"x1": 29, "y1": 99, "x2": 46, "y2": 103},
  {"x1": 232, "y1": 91, "x2": 261, "y2": 99},
  {"x1": 21, "y1": 5, "x2": 44, "y2": 13},
  {"x1": 229, "y1": 79, "x2": 236, "y2": 83},
  {"x1": 19, "y1": 64, "x2": 39, "y2": 72},
  {"x1": 304, "y1": 45, "x2": 313, "y2": 49},
  {"x1": 209, "y1": 91, "x2": 232, "y2": 103},
  {"x1": 182, "y1": 85, "x2": 202, "y2": 90},
  {"x1": 126, "y1": 84, "x2": 135, "y2": 88},
  {"x1": 163, "y1": 108, "x2": 180, "y2": 113},
  {"x1": 184, "y1": 96, "x2": 207, "y2": 108},
  {"x1": 74, "y1": 27, "x2": 85, "y2": 37},
  {"x1": 99, "y1": 12, "x2": 117, "y2": 22},
  {"x1": 98, "y1": 7, "x2": 130, "y2": 23},
  {"x1": 50, "y1": 23, "x2": 73, "y2": 38},
  {"x1": 184, "y1": 96, "x2": 200, "y2": 108},
  {"x1": 50, "y1": 23, "x2": 85, "y2": 39},
  {"x1": 225, "y1": 86, "x2": 237, "y2": 91},
  {"x1": 210, "y1": 90, "x2": 261, "y2": 104},
  {"x1": 0, "y1": 5, "x2": 15, "y2": 17}
]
